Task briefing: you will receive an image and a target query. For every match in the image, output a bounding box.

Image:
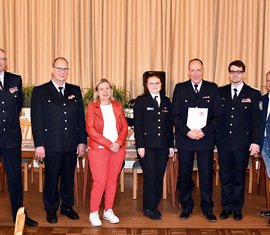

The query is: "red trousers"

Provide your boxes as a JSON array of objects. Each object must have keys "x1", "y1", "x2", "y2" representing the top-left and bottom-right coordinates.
[{"x1": 88, "y1": 147, "x2": 125, "y2": 212}]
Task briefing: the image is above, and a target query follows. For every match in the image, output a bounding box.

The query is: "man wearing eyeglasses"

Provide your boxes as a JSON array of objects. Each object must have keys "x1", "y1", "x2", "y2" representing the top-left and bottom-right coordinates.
[
  {"x1": 216, "y1": 60, "x2": 263, "y2": 221},
  {"x1": 31, "y1": 57, "x2": 87, "y2": 224},
  {"x1": 0, "y1": 48, "x2": 38, "y2": 226}
]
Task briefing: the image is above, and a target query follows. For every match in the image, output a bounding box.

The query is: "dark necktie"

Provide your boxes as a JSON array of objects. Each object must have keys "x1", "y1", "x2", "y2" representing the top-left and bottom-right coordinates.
[
  {"x1": 0, "y1": 81, "x2": 3, "y2": 90},
  {"x1": 194, "y1": 84, "x2": 199, "y2": 93},
  {"x1": 154, "y1": 96, "x2": 159, "y2": 107},
  {"x1": 233, "y1": 88, "x2": 238, "y2": 102},
  {"x1": 58, "y1": 87, "x2": 64, "y2": 96}
]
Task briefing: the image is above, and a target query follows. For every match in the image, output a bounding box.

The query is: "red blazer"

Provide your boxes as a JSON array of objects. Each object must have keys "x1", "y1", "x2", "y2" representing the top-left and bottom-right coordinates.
[{"x1": 86, "y1": 100, "x2": 128, "y2": 150}]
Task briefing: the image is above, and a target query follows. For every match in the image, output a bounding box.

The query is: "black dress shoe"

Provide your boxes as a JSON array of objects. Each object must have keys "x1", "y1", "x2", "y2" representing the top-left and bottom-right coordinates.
[
  {"x1": 220, "y1": 210, "x2": 232, "y2": 219},
  {"x1": 25, "y1": 216, "x2": 38, "y2": 227},
  {"x1": 155, "y1": 209, "x2": 162, "y2": 217},
  {"x1": 61, "y1": 208, "x2": 79, "y2": 220},
  {"x1": 203, "y1": 211, "x2": 217, "y2": 222},
  {"x1": 47, "y1": 211, "x2": 57, "y2": 224},
  {"x1": 260, "y1": 210, "x2": 270, "y2": 217},
  {"x1": 143, "y1": 209, "x2": 161, "y2": 220},
  {"x1": 179, "y1": 210, "x2": 191, "y2": 220},
  {"x1": 233, "y1": 210, "x2": 243, "y2": 221}
]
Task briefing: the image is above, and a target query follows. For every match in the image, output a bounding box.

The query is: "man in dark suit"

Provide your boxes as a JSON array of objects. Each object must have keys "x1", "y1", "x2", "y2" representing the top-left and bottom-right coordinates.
[
  {"x1": 172, "y1": 58, "x2": 221, "y2": 222},
  {"x1": 259, "y1": 71, "x2": 270, "y2": 224},
  {"x1": 0, "y1": 48, "x2": 37, "y2": 226},
  {"x1": 31, "y1": 57, "x2": 87, "y2": 224},
  {"x1": 216, "y1": 60, "x2": 263, "y2": 221}
]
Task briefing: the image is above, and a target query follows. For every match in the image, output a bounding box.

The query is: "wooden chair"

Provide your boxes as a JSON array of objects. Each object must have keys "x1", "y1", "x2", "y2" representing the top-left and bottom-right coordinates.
[
  {"x1": 246, "y1": 155, "x2": 263, "y2": 194},
  {"x1": 14, "y1": 207, "x2": 25, "y2": 235},
  {"x1": 38, "y1": 159, "x2": 82, "y2": 206},
  {"x1": 213, "y1": 152, "x2": 255, "y2": 193},
  {"x1": 265, "y1": 171, "x2": 270, "y2": 209},
  {"x1": 254, "y1": 154, "x2": 270, "y2": 208},
  {"x1": 38, "y1": 161, "x2": 45, "y2": 193},
  {"x1": 193, "y1": 158, "x2": 199, "y2": 187},
  {"x1": 132, "y1": 160, "x2": 167, "y2": 200},
  {"x1": 0, "y1": 159, "x2": 5, "y2": 192},
  {"x1": 213, "y1": 152, "x2": 219, "y2": 186},
  {"x1": 20, "y1": 118, "x2": 34, "y2": 191}
]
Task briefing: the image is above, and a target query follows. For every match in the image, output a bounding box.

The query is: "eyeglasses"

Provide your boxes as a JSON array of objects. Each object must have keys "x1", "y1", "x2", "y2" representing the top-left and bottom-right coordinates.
[
  {"x1": 54, "y1": 67, "x2": 69, "y2": 72},
  {"x1": 229, "y1": 70, "x2": 243, "y2": 75}
]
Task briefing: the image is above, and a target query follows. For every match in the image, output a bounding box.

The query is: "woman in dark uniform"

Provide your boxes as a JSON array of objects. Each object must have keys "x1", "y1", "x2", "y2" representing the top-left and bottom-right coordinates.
[{"x1": 134, "y1": 74, "x2": 174, "y2": 220}]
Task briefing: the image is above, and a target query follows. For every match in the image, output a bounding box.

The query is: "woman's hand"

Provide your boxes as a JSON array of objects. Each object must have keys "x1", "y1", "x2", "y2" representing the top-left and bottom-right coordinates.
[
  {"x1": 137, "y1": 148, "x2": 145, "y2": 158},
  {"x1": 110, "y1": 142, "x2": 120, "y2": 152}
]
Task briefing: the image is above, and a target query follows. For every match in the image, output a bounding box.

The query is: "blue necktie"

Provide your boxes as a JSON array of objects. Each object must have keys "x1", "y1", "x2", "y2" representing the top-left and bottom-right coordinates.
[{"x1": 266, "y1": 114, "x2": 270, "y2": 137}]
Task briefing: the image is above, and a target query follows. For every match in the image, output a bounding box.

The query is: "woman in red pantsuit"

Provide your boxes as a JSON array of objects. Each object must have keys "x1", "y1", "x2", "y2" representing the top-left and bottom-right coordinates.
[{"x1": 86, "y1": 79, "x2": 128, "y2": 227}]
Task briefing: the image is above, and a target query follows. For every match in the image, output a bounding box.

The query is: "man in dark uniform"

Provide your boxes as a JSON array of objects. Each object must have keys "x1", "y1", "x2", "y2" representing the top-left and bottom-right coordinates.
[
  {"x1": 172, "y1": 58, "x2": 221, "y2": 222},
  {"x1": 31, "y1": 57, "x2": 87, "y2": 224},
  {"x1": 0, "y1": 48, "x2": 37, "y2": 226},
  {"x1": 216, "y1": 60, "x2": 263, "y2": 221},
  {"x1": 258, "y1": 71, "x2": 270, "y2": 223}
]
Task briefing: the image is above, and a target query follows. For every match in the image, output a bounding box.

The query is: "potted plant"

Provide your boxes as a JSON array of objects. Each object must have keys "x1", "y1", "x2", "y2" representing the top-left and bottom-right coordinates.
[
  {"x1": 21, "y1": 85, "x2": 34, "y2": 120},
  {"x1": 83, "y1": 85, "x2": 131, "y2": 108},
  {"x1": 22, "y1": 86, "x2": 34, "y2": 108}
]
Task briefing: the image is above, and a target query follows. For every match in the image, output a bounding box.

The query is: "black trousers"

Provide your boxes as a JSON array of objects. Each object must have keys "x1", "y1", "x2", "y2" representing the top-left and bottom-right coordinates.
[
  {"x1": 0, "y1": 147, "x2": 23, "y2": 221},
  {"x1": 178, "y1": 149, "x2": 214, "y2": 213},
  {"x1": 43, "y1": 150, "x2": 77, "y2": 212},
  {"x1": 139, "y1": 147, "x2": 168, "y2": 211},
  {"x1": 218, "y1": 147, "x2": 249, "y2": 211}
]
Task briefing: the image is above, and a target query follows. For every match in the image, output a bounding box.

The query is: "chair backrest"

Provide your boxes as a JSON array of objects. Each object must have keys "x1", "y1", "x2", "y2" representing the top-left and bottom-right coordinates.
[{"x1": 20, "y1": 118, "x2": 34, "y2": 147}]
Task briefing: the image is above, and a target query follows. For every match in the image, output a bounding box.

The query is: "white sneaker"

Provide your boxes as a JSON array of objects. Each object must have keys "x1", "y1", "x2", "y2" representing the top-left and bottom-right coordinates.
[
  {"x1": 103, "y1": 209, "x2": 119, "y2": 224},
  {"x1": 89, "y1": 211, "x2": 102, "y2": 226}
]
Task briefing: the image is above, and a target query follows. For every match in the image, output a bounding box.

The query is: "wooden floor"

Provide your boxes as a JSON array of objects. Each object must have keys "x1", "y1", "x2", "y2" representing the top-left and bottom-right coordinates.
[{"x1": 0, "y1": 172, "x2": 270, "y2": 234}]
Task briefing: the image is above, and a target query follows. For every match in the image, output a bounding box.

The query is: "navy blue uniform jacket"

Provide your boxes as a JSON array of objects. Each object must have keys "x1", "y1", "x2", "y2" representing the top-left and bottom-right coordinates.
[
  {"x1": 31, "y1": 81, "x2": 87, "y2": 152},
  {"x1": 172, "y1": 80, "x2": 221, "y2": 151}
]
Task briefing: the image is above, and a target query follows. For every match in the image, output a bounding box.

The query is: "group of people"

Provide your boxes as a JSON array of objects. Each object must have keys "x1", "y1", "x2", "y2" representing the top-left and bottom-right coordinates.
[
  {"x1": 134, "y1": 58, "x2": 269, "y2": 225},
  {"x1": 0, "y1": 47, "x2": 270, "y2": 227},
  {"x1": 0, "y1": 49, "x2": 128, "y2": 227}
]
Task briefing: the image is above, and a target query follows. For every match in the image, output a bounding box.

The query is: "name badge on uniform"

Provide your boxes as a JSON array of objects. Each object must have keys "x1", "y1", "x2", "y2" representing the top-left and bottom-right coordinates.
[{"x1": 147, "y1": 107, "x2": 154, "y2": 110}]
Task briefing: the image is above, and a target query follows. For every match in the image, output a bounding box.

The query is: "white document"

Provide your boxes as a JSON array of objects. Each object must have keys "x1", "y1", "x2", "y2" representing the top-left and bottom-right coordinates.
[{"x1": 187, "y1": 107, "x2": 208, "y2": 129}]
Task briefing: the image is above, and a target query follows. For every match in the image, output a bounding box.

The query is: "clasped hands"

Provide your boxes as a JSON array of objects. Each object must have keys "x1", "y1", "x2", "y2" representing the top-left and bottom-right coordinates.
[
  {"x1": 187, "y1": 129, "x2": 205, "y2": 140},
  {"x1": 110, "y1": 142, "x2": 120, "y2": 152}
]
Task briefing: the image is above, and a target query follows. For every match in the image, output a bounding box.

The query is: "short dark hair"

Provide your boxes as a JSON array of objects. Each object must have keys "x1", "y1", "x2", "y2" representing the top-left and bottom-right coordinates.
[
  {"x1": 228, "y1": 60, "x2": 245, "y2": 72},
  {"x1": 189, "y1": 58, "x2": 203, "y2": 67},
  {"x1": 145, "y1": 73, "x2": 162, "y2": 84},
  {"x1": 52, "y1": 57, "x2": 69, "y2": 67}
]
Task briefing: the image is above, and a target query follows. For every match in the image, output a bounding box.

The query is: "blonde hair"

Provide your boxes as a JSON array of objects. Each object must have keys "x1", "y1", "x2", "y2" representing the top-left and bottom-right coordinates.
[{"x1": 94, "y1": 78, "x2": 115, "y2": 101}]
